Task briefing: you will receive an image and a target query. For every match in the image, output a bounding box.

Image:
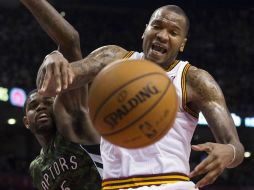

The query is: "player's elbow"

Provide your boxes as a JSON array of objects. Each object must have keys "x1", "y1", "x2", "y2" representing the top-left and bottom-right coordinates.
[
  {"x1": 65, "y1": 29, "x2": 81, "y2": 50},
  {"x1": 59, "y1": 28, "x2": 80, "y2": 48},
  {"x1": 69, "y1": 29, "x2": 80, "y2": 46},
  {"x1": 60, "y1": 30, "x2": 82, "y2": 61}
]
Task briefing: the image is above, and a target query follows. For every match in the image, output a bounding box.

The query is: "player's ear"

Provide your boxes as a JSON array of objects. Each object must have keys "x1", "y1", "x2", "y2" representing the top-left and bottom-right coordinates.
[
  {"x1": 23, "y1": 116, "x2": 30, "y2": 129},
  {"x1": 142, "y1": 24, "x2": 148, "y2": 39},
  {"x1": 180, "y1": 38, "x2": 187, "y2": 52}
]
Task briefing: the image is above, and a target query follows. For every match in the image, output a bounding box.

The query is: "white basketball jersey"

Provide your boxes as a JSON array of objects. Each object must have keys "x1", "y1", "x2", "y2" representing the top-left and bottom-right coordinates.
[{"x1": 101, "y1": 51, "x2": 199, "y2": 181}]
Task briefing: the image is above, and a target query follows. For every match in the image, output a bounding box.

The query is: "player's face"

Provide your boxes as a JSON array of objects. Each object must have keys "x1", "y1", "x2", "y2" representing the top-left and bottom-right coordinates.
[
  {"x1": 24, "y1": 92, "x2": 55, "y2": 135},
  {"x1": 142, "y1": 8, "x2": 187, "y2": 68}
]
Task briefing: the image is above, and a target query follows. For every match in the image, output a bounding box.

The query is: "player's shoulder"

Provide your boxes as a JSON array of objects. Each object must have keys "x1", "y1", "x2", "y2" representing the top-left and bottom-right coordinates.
[
  {"x1": 188, "y1": 65, "x2": 211, "y2": 76},
  {"x1": 186, "y1": 65, "x2": 222, "y2": 100},
  {"x1": 29, "y1": 154, "x2": 44, "y2": 177},
  {"x1": 187, "y1": 65, "x2": 216, "y2": 86},
  {"x1": 29, "y1": 155, "x2": 42, "y2": 169}
]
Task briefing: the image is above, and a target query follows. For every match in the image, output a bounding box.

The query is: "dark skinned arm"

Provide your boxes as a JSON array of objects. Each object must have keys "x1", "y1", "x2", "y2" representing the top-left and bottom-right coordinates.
[
  {"x1": 41, "y1": 45, "x2": 127, "y2": 144},
  {"x1": 20, "y1": 0, "x2": 99, "y2": 144},
  {"x1": 20, "y1": 0, "x2": 82, "y2": 61},
  {"x1": 21, "y1": 0, "x2": 82, "y2": 91},
  {"x1": 187, "y1": 66, "x2": 244, "y2": 188},
  {"x1": 37, "y1": 45, "x2": 128, "y2": 96}
]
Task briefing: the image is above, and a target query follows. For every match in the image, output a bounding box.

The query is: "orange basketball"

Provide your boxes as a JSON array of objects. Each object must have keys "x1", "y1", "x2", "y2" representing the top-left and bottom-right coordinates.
[{"x1": 88, "y1": 59, "x2": 178, "y2": 148}]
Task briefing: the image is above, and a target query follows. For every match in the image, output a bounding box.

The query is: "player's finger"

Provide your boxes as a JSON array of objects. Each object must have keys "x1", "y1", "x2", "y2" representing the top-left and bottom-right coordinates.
[
  {"x1": 191, "y1": 143, "x2": 213, "y2": 152},
  {"x1": 37, "y1": 70, "x2": 45, "y2": 91},
  {"x1": 60, "y1": 62, "x2": 68, "y2": 89},
  {"x1": 41, "y1": 65, "x2": 53, "y2": 93},
  {"x1": 189, "y1": 155, "x2": 215, "y2": 178},
  {"x1": 195, "y1": 168, "x2": 223, "y2": 188},
  {"x1": 53, "y1": 62, "x2": 62, "y2": 93},
  {"x1": 67, "y1": 68, "x2": 74, "y2": 85},
  {"x1": 194, "y1": 159, "x2": 219, "y2": 178}
]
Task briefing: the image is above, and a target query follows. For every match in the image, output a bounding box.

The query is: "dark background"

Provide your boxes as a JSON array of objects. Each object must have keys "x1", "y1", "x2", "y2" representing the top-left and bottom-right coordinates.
[{"x1": 0, "y1": 0, "x2": 253, "y2": 189}]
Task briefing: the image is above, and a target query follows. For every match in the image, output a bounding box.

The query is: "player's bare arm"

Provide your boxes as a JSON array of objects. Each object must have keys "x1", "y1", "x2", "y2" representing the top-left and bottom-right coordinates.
[
  {"x1": 37, "y1": 45, "x2": 127, "y2": 144},
  {"x1": 21, "y1": 0, "x2": 82, "y2": 92},
  {"x1": 71, "y1": 45, "x2": 128, "y2": 86},
  {"x1": 186, "y1": 66, "x2": 244, "y2": 188},
  {"x1": 54, "y1": 86, "x2": 101, "y2": 144},
  {"x1": 38, "y1": 45, "x2": 128, "y2": 96},
  {"x1": 20, "y1": 0, "x2": 82, "y2": 61},
  {"x1": 21, "y1": 0, "x2": 100, "y2": 144}
]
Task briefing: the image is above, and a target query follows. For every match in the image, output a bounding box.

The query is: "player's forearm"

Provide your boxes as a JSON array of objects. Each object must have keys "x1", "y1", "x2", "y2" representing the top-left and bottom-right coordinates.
[
  {"x1": 71, "y1": 57, "x2": 104, "y2": 86},
  {"x1": 69, "y1": 45, "x2": 127, "y2": 89},
  {"x1": 35, "y1": 51, "x2": 101, "y2": 92},
  {"x1": 70, "y1": 50, "x2": 117, "y2": 87},
  {"x1": 21, "y1": 0, "x2": 81, "y2": 61},
  {"x1": 208, "y1": 113, "x2": 244, "y2": 168},
  {"x1": 36, "y1": 45, "x2": 127, "y2": 94},
  {"x1": 209, "y1": 117, "x2": 244, "y2": 168}
]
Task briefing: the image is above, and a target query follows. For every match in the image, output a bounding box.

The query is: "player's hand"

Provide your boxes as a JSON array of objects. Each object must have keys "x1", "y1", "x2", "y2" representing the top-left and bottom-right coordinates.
[
  {"x1": 37, "y1": 51, "x2": 74, "y2": 96},
  {"x1": 189, "y1": 142, "x2": 235, "y2": 188}
]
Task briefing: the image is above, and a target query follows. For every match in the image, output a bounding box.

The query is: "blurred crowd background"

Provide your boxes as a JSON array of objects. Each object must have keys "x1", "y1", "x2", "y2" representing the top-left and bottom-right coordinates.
[{"x1": 0, "y1": 0, "x2": 253, "y2": 189}]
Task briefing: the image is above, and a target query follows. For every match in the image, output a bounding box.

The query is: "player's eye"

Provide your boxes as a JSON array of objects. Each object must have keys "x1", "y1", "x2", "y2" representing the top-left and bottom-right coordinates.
[
  {"x1": 44, "y1": 99, "x2": 54, "y2": 106},
  {"x1": 170, "y1": 31, "x2": 178, "y2": 36},
  {"x1": 152, "y1": 24, "x2": 161, "y2": 29},
  {"x1": 27, "y1": 102, "x2": 37, "y2": 110}
]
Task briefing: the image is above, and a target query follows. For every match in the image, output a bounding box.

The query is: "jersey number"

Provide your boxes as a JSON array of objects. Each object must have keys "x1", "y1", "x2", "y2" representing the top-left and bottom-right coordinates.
[{"x1": 61, "y1": 180, "x2": 70, "y2": 190}]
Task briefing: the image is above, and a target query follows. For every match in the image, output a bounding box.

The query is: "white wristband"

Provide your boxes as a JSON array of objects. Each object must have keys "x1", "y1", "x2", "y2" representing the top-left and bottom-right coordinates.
[{"x1": 227, "y1": 144, "x2": 236, "y2": 168}]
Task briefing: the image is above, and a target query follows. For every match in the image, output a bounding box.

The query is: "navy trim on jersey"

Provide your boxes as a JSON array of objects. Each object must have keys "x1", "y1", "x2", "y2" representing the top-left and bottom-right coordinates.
[{"x1": 80, "y1": 144, "x2": 103, "y2": 177}]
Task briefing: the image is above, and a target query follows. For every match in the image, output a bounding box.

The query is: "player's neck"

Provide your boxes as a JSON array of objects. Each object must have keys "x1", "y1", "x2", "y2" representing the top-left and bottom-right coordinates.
[
  {"x1": 35, "y1": 133, "x2": 55, "y2": 148},
  {"x1": 161, "y1": 59, "x2": 178, "y2": 71}
]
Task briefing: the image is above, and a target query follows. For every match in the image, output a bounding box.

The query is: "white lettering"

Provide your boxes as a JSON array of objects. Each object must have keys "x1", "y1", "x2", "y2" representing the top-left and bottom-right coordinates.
[
  {"x1": 43, "y1": 173, "x2": 50, "y2": 186},
  {"x1": 41, "y1": 181, "x2": 48, "y2": 190},
  {"x1": 53, "y1": 162, "x2": 61, "y2": 175},
  {"x1": 70, "y1": 156, "x2": 78, "y2": 170},
  {"x1": 59, "y1": 157, "x2": 69, "y2": 172},
  {"x1": 48, "y1": 166, "x2": 55, "y2": 179}
]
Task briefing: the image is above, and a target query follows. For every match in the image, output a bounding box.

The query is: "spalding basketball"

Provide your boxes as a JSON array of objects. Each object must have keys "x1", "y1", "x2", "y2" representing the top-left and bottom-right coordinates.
[{"x1": 88, "y1": 59, "x2": 178, "y2": 148}]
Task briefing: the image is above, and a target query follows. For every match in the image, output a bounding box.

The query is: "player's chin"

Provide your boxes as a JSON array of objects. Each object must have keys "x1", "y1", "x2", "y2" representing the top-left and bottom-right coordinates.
[{"x1": 36, "y1": 120, "x2": 53, "y2": 131}]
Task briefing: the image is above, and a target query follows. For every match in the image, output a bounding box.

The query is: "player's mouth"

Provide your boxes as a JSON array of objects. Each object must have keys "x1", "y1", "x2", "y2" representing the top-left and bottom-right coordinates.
[
  {"x1": 151, "y1": 43, "x2": 168, "y2": 55},
  {"x1": 36, "y1": 112, "x2": 50, "y2": 122}
]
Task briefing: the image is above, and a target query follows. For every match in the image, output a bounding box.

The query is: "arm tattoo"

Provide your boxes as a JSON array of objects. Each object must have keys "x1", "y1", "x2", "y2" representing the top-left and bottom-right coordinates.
[
  {"x1": 187, "y1": 67, "x2": 244, "y2": 167},
  {"x1": 70, "y1": 45, "x2": 127, "y2": 88}
]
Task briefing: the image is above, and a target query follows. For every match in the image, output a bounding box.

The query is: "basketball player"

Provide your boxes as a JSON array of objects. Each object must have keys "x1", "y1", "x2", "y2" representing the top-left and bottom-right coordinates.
[
  {"x1": 23, "y1": 90, "x2": 102, "y2": 190},
  {"x1": 36, "y1": 5, "x2": 244, "y2": 190},
  {"x1": 21, "y1": 0, "x2": 102, "y2": 189}
]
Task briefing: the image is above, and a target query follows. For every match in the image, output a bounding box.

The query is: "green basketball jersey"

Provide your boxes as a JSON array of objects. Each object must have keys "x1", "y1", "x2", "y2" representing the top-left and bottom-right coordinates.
[{"x1": 29, "y1": 133, "x2": 101, "y2": 190}]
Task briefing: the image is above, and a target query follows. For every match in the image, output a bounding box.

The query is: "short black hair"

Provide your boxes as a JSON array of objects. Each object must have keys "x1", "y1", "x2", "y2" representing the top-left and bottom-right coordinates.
[
  {"x1": 150, "y1": 5, "x2": 190, "y2": 36},
  {"x1": 23, "y1": 89, "x2": 38, "y2": 115}
]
